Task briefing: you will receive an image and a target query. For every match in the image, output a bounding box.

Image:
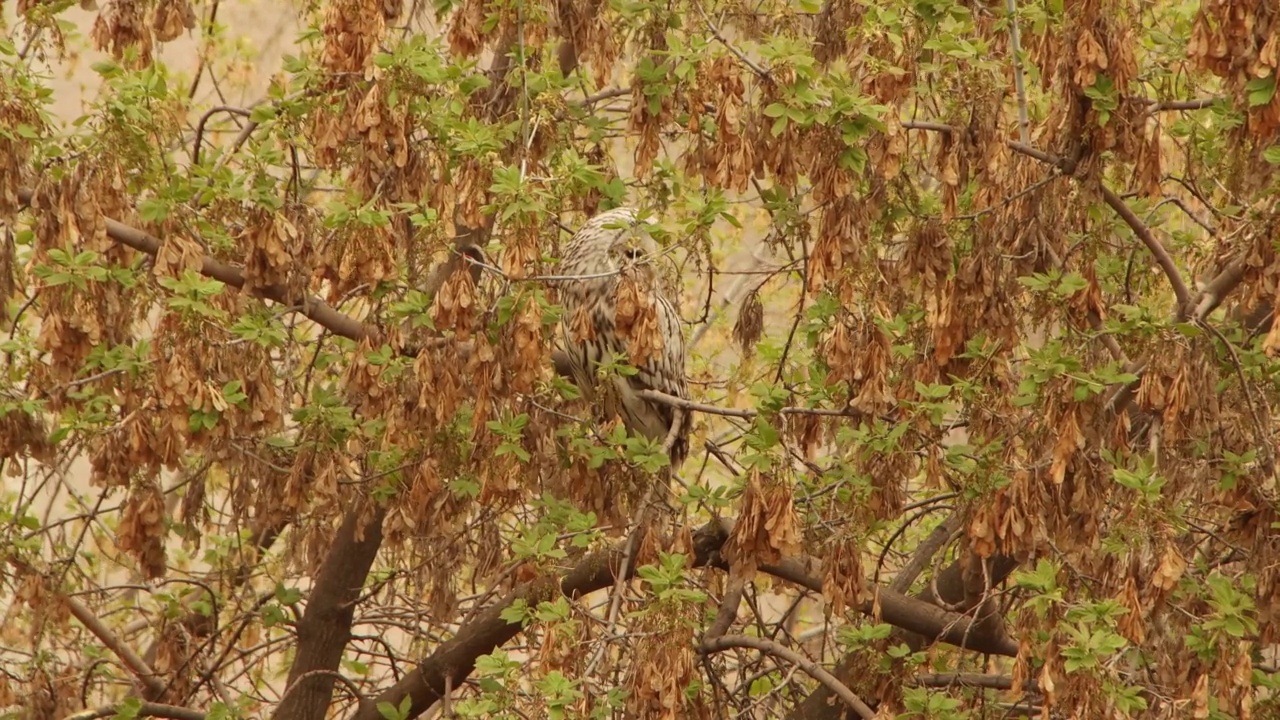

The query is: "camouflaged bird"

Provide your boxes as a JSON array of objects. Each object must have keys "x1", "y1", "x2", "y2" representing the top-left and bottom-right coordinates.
[{"x1": 554, "y1": 207, "x2": 691, "y2": 470}]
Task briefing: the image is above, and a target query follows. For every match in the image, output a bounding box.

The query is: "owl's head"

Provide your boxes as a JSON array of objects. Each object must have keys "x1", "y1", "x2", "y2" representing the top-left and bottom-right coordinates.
[{"x1": 563, "y1": 206, "x2": 662, "y2": 274}]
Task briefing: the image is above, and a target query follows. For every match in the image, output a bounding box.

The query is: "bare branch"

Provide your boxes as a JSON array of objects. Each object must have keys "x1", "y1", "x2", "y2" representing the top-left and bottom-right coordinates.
[
  {"x1": 637, "y1": 388, "x2": 880, "y2": 420},
  {"x1": 701, "y1": 634, "x2": 874, "y2": 720},
  {"x1": 582, "y1": 486, "x2": 657, "y2": 677},
  {"x1": 352, "y1": 518, "x2": 1016, "y2": 720},
  {"x1": 192, "y1": 105, "x2": 253, "y2": 166},
  {"x1": 696, "y1": 2, "x2": 771, "y2": 81},
  {"x1": 1003, "y1": 0, "x2": 1030, "y2": 143},
  {"x1": 64, "y1": 594, "x2": 166, "y2": 698},
  {"x1": 1141, "y1": 97, "x2": 1224, "y2": 111},
  {"x1": 1100, "y1": 185, "x2": 1192, "y2": 315},
  {"x1": 911, "y1": 673, "x2": 1038, "y2": 692}
]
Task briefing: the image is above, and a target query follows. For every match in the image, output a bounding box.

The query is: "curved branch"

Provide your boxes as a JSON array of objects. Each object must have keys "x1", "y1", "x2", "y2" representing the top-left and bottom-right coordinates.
[
  {"x1": 64, "y1": 595, "x2": 166, "y2": 698},
  {"x1": 701, "y1": 634, "x2": 874, "y2": 720},
  {"x1": 352, "y1": 518, "x2": 1017, "y2": 720},
  {"x1": 1100, "y1": 185, "x2": 1192, "y2": 315},
  {"x1": 278, "y1": 668, "x2": 367, "y2": 708},
  {"x1": 192, "y1": 105, "x2": 253, "y2": 166}
]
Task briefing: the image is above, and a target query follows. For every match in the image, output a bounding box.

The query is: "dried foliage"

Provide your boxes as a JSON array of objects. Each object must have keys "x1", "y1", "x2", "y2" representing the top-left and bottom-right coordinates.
[{"x1": 2, "y1": 1, "x2": 1280, "y2": 719}]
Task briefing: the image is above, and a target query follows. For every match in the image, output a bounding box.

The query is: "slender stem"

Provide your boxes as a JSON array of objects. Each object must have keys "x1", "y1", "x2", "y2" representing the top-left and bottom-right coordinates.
[
  {"x1": 701, "y1": 634, "x2": 875, "y2": 719},
  {"x1": 1004, "y1": 0, "x2": 1030, "y2": 143}
]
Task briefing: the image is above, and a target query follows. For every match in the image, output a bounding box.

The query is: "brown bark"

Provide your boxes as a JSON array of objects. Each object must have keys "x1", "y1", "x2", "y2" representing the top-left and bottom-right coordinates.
[
  {"x1": 273, "y1": 507, "x2": 387, "y2": 720},
  {"x1": 352, "y1": 519, "x2": 1016, "y2": 720}
]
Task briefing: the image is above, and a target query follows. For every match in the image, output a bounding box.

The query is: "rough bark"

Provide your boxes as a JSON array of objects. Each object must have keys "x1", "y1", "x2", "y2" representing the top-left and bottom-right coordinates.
[
  {"x1": 352, "y1": 519, "x2": 1017, "y2": 720},
  {"x1": 273, "y1": 507, "x2": 386, "y2": 720}
]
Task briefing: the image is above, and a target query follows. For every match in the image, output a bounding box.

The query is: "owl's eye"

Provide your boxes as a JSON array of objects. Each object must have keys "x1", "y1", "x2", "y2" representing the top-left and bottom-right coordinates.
[{"x1": 623, "y1": 247, "x2": 644, "y2": 261}]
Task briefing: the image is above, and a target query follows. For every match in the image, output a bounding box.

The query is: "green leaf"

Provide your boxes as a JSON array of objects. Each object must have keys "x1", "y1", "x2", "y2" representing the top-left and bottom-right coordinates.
[
  {"x1": 250, "y1": 104, "x2": 278, "y2": 124},
  {"x1": 499, "y1": 598, "x2": 532, "y2": 626},
  {"x1": 91, "y1": 60, "x2": 122, "y2": 77},
  {"x1": 376, "y1": 695, "x2": 413, "y2": 720},
  {"x1": 112, "y1": 697, "x2": 143, "y2": 720},
  {"x1": 762, "y1": 102, "x2": 788, "y2": 118},
  {"x1": 275, "y1": 584, "x2": 303, "y2": 604},
  {"x1": 137, "y1": 198, "x2": 170, "y2": 223},
  {"x1": 1248, "y1": 74, "x2": 1276, "y2": 108}
]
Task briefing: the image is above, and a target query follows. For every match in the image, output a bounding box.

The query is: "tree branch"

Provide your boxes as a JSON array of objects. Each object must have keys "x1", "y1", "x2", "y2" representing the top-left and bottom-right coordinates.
[
  {"x1": 1099, "y1": 185, "x2": 1192, "y2": 315},
  {"x1": 16, "y1": 187, "x2": 380, "y2": 346},
  {"x1": 352, "y1": 518, "x2": 1017, "y2": 720},
  {"x1": 871, "y1": 127, "x2": 1195, "y2": 316},
  {"x1": 65, "y1": 595, "x2": 167, "y2": 699},
  {"x1": 705, "y1": 573, "x2": 746, "y2": 640},
  {"x1": 636, "y1": 388, "x2": 883, "y2": 420},
  {"x1": 701, "y1": 634, "x2": 874, "y2": 720},
  {"x1": 911, "y1": 672, "x2": 1036, "y2": 691},
  {"x1": 1003, "y1": 0, "x2": 1029, "y2": 144},
  {"x1": 273, "y1": 506, "x2": 386, "y2": 720}
]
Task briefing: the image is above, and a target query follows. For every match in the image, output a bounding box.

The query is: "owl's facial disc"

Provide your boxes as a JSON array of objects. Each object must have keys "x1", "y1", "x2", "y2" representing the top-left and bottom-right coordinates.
[{"x1": 613, "y1": 227, "x2": 659, "y2": 267}]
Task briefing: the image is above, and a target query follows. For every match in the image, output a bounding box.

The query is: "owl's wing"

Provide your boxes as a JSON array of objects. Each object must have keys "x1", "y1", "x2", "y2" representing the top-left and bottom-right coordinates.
[{"x1": 618, "y1": 294, "x2": 691, "y2": 467}]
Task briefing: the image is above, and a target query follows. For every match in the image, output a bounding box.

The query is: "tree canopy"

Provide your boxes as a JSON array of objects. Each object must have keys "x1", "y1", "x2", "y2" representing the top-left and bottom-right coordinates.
[{"x1": 2, "y1": 0, "x2": 1280, "y2": 719}]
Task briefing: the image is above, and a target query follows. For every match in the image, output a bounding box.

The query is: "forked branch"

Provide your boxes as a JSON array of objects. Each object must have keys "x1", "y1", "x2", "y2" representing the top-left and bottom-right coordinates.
[
  {"x1": 351, "y1": 518, "x2": 1017, "y2": 720},
  {"x1": 701, "y1": 634, "x2": 874, "y2": 719},
  {"x1": 1099, "y1": 185, "x2": 1192, "y2": 315}
]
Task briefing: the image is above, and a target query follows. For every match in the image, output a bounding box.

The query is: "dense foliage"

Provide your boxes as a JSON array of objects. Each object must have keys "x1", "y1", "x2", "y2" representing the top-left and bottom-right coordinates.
[{"x1": 3, "y1": 0, "x2": 1280, "y2": 718}]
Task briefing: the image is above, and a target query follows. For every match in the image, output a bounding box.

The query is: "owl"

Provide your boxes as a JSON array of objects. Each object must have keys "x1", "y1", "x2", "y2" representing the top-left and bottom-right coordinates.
[{"x1": 554, "y1": 207, "x2": 691, "y2": 469}]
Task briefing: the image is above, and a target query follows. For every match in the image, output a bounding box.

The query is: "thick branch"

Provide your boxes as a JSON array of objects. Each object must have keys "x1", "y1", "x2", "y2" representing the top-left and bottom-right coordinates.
[
  {"x1": 353, "y1": 519, "x2": 1016, "y2": 720},
  {"x1": 1100, "y1": 185, "x2": 1192, "y2": 315},
  {"x1": 273, "y1": 507, "x2": 386, "y2": 720},
  {"x1": 65, "y1": 595, "x2": 167, "y2": 699},
  {"x1": 701, "y1": 634, "x2": 874, "y2": 719}
]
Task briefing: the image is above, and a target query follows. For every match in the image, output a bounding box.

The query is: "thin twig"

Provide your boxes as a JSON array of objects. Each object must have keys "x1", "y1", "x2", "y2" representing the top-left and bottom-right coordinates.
[
  {"x1": 696, "y1": 2, "x2": 771, "y2": 81},
  {"x1": 278, "y1": 668, "x2": 366, "y2": 706},
  {"x1": 1141, "y1": 97, "x2": 1224, "y2": 112},
  {"x1": 637, "y1": 388, "x2": 880, "y2": 420},
  {"x1": 186, "y1": 0, "x2": 223, "y2": 101},
  {"x1": 912, "y1": 672, "x2": 1038, "y2": 692},
  {"x1": 953, "y1": 174, "x2": 1063, "y2": 221},
  {"x1": 701, "y1": 634, "x2": 875, "y2": 719},
  {"x1": 1003, "y1": 0, "x2": 1030, "y2": 143},
  {"x1": 582, "y1": 484, "x2": 658, "y2": 677},
  {"x1": 1198, "y1": 318, "x2": 1276, "y2": 474}
]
